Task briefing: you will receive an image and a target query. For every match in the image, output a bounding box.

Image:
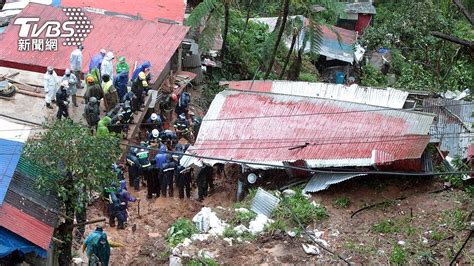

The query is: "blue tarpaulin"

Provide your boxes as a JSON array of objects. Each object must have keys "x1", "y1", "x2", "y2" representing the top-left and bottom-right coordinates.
[
  {"x1": 0, "y1": 227, "x2": 47, "y2": 258},
  {"x1": 0, "y1": 138, "x2": 24, "y2": 205}
]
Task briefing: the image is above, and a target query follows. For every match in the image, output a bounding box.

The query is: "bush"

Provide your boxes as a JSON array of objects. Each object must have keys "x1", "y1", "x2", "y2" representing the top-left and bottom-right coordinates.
[
  {"x1": 360, "y1": 65, "x2": 387, "y2": 87},
  {"x1": 390, "y1": 245, "x2": 407, "y2": 265},
  {"x1": 230, "y1": 210, "x2": 257, "y2": 226},
  {"x1": 274, "y1": 190, "x2": 328, "y2": 225},
  {"x1": 333, "y1": 197, "x2": 351, "y2": 209},
  {"x1": 165, "y1": 218, "x2": 197, "y2": 247},
  {"x1": 371, "y1": 219, "x2": 400, "y2": 234},
  {"x1": 264, "y1": 220, "x2": 287, "y2": 235}
]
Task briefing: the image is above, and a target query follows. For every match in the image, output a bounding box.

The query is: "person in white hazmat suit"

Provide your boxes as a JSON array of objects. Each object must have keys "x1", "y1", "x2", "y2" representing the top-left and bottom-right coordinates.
[
  {"x1": 43, "y1": 66, "x2": 59, "y2": 109},
  {"x1": 62, "y1": 68, "x2": 79, "y2": 107},
  {"x1": 100, "y1": 51, "x2": 115, "y2": 81}
]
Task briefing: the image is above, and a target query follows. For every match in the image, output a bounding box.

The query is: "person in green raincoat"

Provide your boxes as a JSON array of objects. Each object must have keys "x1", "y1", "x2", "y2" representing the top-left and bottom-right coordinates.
[
  {"x1": 83, "y1": 226, "x2": 124, "y2": 266},
  {"x1": 96, "y1": 116, "x2": 112, "y2": 137},
  {"x1": 116, "y1": 56, "x2": 129, "y2": 76}
]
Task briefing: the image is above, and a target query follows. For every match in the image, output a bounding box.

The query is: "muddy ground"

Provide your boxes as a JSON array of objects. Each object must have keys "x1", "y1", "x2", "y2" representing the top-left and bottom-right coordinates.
[{"x1": 76, "y1": 170, "x2": 473, "y2": 265}]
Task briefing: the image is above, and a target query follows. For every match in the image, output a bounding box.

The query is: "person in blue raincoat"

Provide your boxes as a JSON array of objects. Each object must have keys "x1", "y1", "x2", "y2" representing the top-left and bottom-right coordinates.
[
  {"x1": 114, "y1": 71, "x2": 129, "y2": 100},
  {"x1": 131, "y1": 61, "x2": 151, "y2": 81},
  {"x1": 89, "y1": 49, "x2": 106, "y2": 74}
]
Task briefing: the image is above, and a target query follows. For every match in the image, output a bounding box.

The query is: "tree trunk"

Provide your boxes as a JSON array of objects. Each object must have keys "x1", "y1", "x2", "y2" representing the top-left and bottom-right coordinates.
[
  {"x1": 431, "y1": 31, "x2": 474, "y2": 49},
  {"x1": 279, "y1": 31, "x2": 297, "y2": 79},
  {"x1": 453, "y1": 0, "x2": 474, "y2": 25},
  {"x1": 57, "y1": 173, "x2": 75, "y2": 265},
  {"x1": 287, "y1": 46, "x2": 304, "y2": 80},
  {"x1": 238, "y1": 0, "x2": 253, "y2": 45},
  {"x1": 263, "y1": 0, "x2": 289, "y2": 79},
  {"x1": 221, "y1": 1, "x2": 230, "y2": 62}
]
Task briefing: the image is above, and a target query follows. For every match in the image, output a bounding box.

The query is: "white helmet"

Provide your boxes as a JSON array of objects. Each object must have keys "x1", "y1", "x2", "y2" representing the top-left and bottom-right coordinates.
[
  {"x1": 150, "y1": 113, "x2": 158, "y2": 121},
  {"x1": 152, "y1": 129, "x2": 159, "y2": 138}
]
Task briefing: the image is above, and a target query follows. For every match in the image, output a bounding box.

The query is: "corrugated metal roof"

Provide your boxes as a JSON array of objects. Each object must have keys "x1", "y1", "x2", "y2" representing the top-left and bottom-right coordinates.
[
  {"x1": 56, "y1": 0, "x2": 185, "y2": 23},
  {"x1": 0, "y1": 118, "x2": 30, "y2": 205},
  {"x1": 5, "y1": 157, "x2": 60, "y2": 227},
  {"x1": 189, "y1": 90, "x2": 434, "y2": 169},
  {"x1": 223, "y1": 80, "x2": 409, "y2": 108},
  {"x1": 251, "y1": 188, "x2": 280, "y2": 217},
  {"x1": 0, "y1": 202, "x2": 54, "y2": 250},
  {"x1": 0, "y1": 3, "x2": 188, "y2": 83},
  {"x1": 250, "y1": 16, "x2": 357, "y2": 63},
  {"x1": 345, "y1": 2, "x2": 376, "y2": 15},
  {"x1": 423, "y1": 98, "x2": 474, "y2": 158},
  {"x1": 303, "y1": 173, "x2": 366, "y2": 193}
]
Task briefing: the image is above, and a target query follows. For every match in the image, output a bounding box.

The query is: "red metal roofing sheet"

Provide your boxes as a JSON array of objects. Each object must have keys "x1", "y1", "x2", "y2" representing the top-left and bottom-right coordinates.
[
  {"x1": 0, "y1": 3, "x2": 189, "y2": 83},
  {"x1": 58, "y1": 0, "x2": 185, "y2": 23},
  {"x1": 0, "y1": 202, "x2": 54, "y2": 250},
  {"x1": 320, "y1": 25, "x2": 357, "y2": 44},
  {"x1": 225, "y1": 81, "x2": 272, "y2": 92},
  {"x1": 190, "y1": 90, "x2": 434, "y2": 168}
]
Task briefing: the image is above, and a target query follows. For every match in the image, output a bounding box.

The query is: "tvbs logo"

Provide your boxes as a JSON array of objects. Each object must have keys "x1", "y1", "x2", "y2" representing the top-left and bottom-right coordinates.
[{"x1": 14, "y1": 8, "x2": 93, "y2": 51}]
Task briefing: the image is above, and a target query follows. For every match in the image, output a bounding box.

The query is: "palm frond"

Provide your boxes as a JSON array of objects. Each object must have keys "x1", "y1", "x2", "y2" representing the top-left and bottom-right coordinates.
[
  {"x1": 198, "y1": 5, "x2": 224, "y2": 52},
  {"x1": 307, "y1": 20, "x2": 323, "y2": 59},
  {"x1": 186, "y1": 0, "x2": 220, "y2": 28}
]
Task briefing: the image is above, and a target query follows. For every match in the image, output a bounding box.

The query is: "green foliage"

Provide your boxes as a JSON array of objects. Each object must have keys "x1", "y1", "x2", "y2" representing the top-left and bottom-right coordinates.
[
  {"x1": 222, "y1": 227, "x2": 238, "y2": 238},
  {"x1": 361, "y1": 65, "x2": 387, "y2": 87},
  {"x1": 185, "y1": 0, "x2": 220, "y2": 28},
  {"x1": 466, "y1": 185, "x2": 474, "y2": 197},
  {"x1": 24, "y1": 119, "x2": 121, "y2": 213},
  {"x1": 166, "y1": 218, "x2": 198, "y2": 247},
  {"x1": 333, "y1": 197, "x2": 351, "y2": 209},
  {"x1": 437, "y1": 155, "x2": 468, "y2": 188},
  {"x1": 264, "y1": 220, "x2": 287, "y2": 235},
  {"x1": 371, "y1": 219, "x2": 400, "y2": 234},
  {"x1": 390, "y1": 245, "x2": 407, "y2": 265},
  {"x1": 274, "y1": 190, "x2": 328, "y2": 225},
  {"x1": 186, "y1": 256, "x2": 219, "y2": 266},
  {"x1": 343, "y1": 241, "x2": 377, "y2": 255},
  {"x1": 442, "y1": 209, "x2": 467, "y2": 231},
  {"x1": 361, "y1": 1, "x2": 474, "y2": 91},
  {"x1": 230, "y1": 210, "x2": 257, "y2": 226},
  {"x1": 430, "y1": 230, "x2": 448, "y2": 241}
]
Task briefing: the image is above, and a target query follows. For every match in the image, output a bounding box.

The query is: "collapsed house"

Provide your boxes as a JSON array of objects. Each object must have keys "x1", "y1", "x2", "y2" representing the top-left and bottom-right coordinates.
[
  {"x1": 251, "y1": 16, "x2": 365, "y2": 65},
  {"x1": 183, "y1": 81, "x2": 435, "y2": 192},
  {"x1": 337, "y1": 1, "x2": 376, "y2": 33},
  {"x1": 0, "y1": 118, "x2": 60, "y2": 264}
]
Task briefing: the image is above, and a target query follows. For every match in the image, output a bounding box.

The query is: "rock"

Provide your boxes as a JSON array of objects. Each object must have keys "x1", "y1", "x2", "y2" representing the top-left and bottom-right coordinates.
[
  {"x1": 302, "y1": 192, "x2": 311, "y2": 199},
  {"x1": 181, "y1": 252, "x2": 191, "y2": 258},
  {"x1": 287, "y1": 230, "x2": 297, "y2": 237},
  {"x1": 169, "y1": 255, "x2": 182, "y2": 266},
  {"x1": 198, "y1": 250, "x2": 215, "y2": 259},
  {"x1": 72, "y1": 257, "x2": 84, "y2": 264},
  {"x1": 191, "y1": 234, "x2": 211, "y2": 241},
  {"x1": 422, "y1": 237, "x2": 429, "y2": 244},
  {"x1": 148, "y1": 232, "x2": 161, "y2": 238},
  {"x1": 193, "y1": 207, "x2": 227, "y2": 235},
  {"x1": 234, "y1": 225, "x2": 249, "y2": 234},
  {"x1": 314, "y1": 238, "x2": 329, "y2": 248},
  {"x1": 398, "y1": 240, "x2": 406, "y2": 246},
  {"x1": 282, "y1": 189, "x2": 296, "y2": 197},
  {"x1": 181, "y1": 238, "x2": 192, "y2": 247},
  {"x1": 249, "y1": 214, "x2": 269, "y2": 235},
  {"x1": 235, "y1": 207, "x2": 250, "y2": 213},
  {"x1": 223, "y1": 237, "x2": 233, "y2": 246},
  {"x1": 310, "y1": 201, "x2": 321, "y2": 208},
  {"x1": 144, "y1": 225, "x2": 152, "y2": 232},
  {"x1": 302, "y1": 243, "x2": 319, "y2": 255},
  {"x1": 172, "y1": 247, "x2": 181, "y2": 256},
  {"x1": 311, "y1": 229, "x2": 324, "y2": 239}
]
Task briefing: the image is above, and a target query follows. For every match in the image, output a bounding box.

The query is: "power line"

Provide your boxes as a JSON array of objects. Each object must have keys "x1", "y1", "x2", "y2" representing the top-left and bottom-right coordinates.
[{"x1": 201, "y1": 102, "x2": 474, "y2": 122}]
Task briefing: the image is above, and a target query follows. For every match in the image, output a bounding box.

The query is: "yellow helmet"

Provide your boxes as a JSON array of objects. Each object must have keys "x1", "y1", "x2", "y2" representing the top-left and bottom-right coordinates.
[{"x1": 138, "y1": 71, "x2": 146, "y2": 80}]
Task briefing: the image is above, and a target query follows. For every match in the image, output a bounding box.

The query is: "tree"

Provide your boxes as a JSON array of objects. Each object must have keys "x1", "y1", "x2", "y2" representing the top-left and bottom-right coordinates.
[
  {"x1": 186, "y1": 0, "x2": 230, "y2": 61},
  {"x1": 264, "y1": 0, "x2": 290, "y2": 79},
  {"x1": 23, "y1": 120, "x2": 122, "y2": 265}
]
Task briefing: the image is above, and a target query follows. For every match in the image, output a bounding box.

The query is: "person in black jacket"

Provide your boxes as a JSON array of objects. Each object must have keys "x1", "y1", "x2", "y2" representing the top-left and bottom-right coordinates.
[
  {"x1": 145, "y1": 159, "x2": 161, "y2": 199},
  {"x1": 197, "y1": 165, "x2": 213, "y2": 201},
  {"x1": 131, "y1": 72, "x2": 148, "y2": 112},
  {"x1": 161, "y1": 160, "x2": 176, "y2": 197},
  {"x1": 176, "y1": 164, "x2": 192, "y2": 199},
  {"x1": 56, "y1": 80, "x2": 70, "y2": 120}
]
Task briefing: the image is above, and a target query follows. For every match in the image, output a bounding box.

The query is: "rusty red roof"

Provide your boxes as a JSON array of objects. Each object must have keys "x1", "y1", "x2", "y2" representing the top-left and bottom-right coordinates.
[
  {"x1": 0, "y1": 3, "x2": 188, "y2": 83},
  {"x1": 189, "y1": 90, "x2": 435, "y2": 169},
  {"x1": 0, "y1": 202, "x2": 54, "y2": 250},
  {"x1": 56, "y1": 0, "x2": 185, "y2": 23}
]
